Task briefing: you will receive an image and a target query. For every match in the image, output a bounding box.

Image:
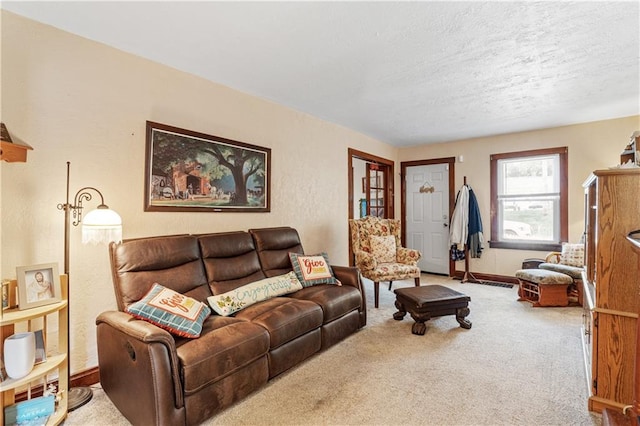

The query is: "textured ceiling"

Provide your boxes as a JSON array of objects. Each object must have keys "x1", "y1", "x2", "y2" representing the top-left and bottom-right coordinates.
[{"x1": 3, "y1": 1, "x2": 639, "y2": 146}]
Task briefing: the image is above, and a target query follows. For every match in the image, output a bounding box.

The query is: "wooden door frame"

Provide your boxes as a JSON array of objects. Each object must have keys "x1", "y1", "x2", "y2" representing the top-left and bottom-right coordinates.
[
  {"x1": 400, "y1": 157, "x2": 456, "y2": 276},
  {"x1": 348, "y1": 148, "x2": 395, "y2": 266}
]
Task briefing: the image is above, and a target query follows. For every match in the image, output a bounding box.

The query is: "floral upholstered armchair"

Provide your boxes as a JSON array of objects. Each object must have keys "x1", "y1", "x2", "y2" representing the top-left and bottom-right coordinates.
[{"x1": 349, "y1": 216, "x2": 422, "y2": 308}]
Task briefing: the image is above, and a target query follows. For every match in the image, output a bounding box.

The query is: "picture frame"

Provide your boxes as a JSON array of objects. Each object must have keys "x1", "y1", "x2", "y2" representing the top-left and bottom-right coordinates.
[
  {"x1": 2, "y1": 279, "x2": 18, "y2": 311},
  {"x1": 362, "y1": 175, "x2": 381, "y2": 192},
  {"x1": 145, "y1": 121, "x2": 271, "y2": 212},
  {"x1": 370, "y1": 175, "x2": 381, "y2": 189},
  {"x1": 16, "y1": 263, "x2": 61, "y2": 310},
  {"x1": 34, "y1": 329, "x2": 46, "y2": 365}
]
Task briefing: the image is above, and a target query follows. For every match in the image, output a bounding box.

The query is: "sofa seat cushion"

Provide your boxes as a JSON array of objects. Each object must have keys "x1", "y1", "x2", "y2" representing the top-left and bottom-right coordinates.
[
  {"x1": 234, "y1": 297, "x2": 323, "y2": 349},
  {"x1": 365, "y1": 262, "x2": 421, "y2": 282},
  {"x1": 290, "y1": 285, "x2": 361, "y2": 324},
  {"x1": 176, "y1": 316, "x2": 269, "y2": 395}
]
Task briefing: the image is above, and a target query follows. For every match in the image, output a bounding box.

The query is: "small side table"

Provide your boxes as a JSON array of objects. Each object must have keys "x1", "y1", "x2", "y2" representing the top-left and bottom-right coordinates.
[{"x1": 393, "y1": 285, "x2": 472, "y2": 335}]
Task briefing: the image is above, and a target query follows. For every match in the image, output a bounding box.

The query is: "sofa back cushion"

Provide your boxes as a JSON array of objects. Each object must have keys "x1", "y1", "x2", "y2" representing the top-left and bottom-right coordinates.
[
  {"x1": 250, "y1": 227, "x2": 304, "y2": 277},
  {"x1": 109, "y1": 235, "x2": 210, "y2": 311},
  {"x1": 198, "y1": 231, "x2": 266, "y2": 295}
]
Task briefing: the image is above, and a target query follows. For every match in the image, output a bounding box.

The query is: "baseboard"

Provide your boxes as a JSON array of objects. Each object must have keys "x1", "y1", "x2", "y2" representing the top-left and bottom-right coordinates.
[
  {"x1": 15, "y1": 366, "x2": 100, "y2": 402},
  {"x1": 71, "y1": 366, "x2": 100, "y2": 388}
]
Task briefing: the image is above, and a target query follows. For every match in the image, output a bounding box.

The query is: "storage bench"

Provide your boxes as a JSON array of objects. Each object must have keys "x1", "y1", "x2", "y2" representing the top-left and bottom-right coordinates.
[{"x1": 515, "y1": 269, "x2": 574, "y2": 307}]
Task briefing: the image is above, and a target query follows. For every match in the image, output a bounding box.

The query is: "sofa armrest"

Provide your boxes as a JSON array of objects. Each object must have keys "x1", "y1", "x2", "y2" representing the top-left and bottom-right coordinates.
[
  {"x1": 96, "y1": 311, "x2": 186, "y2": 424},
  {"x1": 332, "y1": 265, "x2": 367, "y2": 326},
  {"x1": 332, "y1": 265, "x2": 361, "y2": 290},
  {"x1": 397, "y1": 247, "x2": 421, "y2": 265},
  {"x1": 97, "y1": 310, "x2": 176, "y2": 346}
]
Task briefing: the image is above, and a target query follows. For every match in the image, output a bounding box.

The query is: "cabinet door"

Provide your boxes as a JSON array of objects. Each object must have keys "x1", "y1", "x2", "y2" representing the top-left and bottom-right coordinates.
[
  {"x1": 593, "y1": 311, "x2": 637, "y2": 408},
  {"x1": 595, "y1": 173, "x2": 640, "y2": 314}
]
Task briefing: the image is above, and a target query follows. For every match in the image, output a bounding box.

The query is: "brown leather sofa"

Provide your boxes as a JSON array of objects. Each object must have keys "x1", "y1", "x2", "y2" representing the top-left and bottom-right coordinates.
[{"x1": 96, "y1": 227, "x2": 366, "y2": 425}]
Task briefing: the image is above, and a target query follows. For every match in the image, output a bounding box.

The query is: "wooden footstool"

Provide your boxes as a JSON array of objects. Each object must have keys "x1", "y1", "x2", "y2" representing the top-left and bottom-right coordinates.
[
  {"x1": 515, "y1": 269, "x2": 573, "y2": 307},
  {"x1": 393, "y1": 285, "x2": 472, "y2": 335}
]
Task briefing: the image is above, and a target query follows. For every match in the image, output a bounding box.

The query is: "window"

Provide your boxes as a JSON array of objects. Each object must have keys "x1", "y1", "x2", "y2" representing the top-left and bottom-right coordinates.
[
  {"x1": 364, "y1": 165, "x2": 386, "y2": 218},
  {"x1": 490, "y1": 147, "x2": 567, "y2": 251}
]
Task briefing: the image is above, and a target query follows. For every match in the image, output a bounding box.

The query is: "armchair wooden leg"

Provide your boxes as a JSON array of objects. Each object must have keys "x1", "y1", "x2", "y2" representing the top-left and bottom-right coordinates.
[
  {"x1": 374, "y1": 281, "x2": 380, "y2": 308},
  {"x1": 388, "y1": 281, "x2": 393, "y2": 291},
  {"x1": 414, "y1": 277, "x2": 420, "y2": 287}
]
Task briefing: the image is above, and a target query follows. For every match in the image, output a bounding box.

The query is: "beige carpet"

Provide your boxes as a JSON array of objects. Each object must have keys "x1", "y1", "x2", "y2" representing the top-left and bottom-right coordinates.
[{"x1": 65, "y1": 274, "x2": 602, "y2": 425}]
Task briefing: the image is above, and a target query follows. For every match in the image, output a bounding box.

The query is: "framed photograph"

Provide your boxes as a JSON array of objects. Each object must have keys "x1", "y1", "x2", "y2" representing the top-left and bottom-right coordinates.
[
  {"x1": 145, "y1": 121, "x2": 271, "y2": 212},
  {"x1": 34, "y1": 329, "x2": 46, "y2": 364},
  {"x1": 16, "y1": 263, "x2": 61, "y2": 310},
  {"x1": 2, "y1": 279, "x2": 18, "y2": 311}
]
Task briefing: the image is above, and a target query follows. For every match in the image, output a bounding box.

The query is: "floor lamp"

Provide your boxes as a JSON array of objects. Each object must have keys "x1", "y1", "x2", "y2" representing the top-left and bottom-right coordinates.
[{"x1": 57, "y1": 161, "x2": 122, "y2": 411}]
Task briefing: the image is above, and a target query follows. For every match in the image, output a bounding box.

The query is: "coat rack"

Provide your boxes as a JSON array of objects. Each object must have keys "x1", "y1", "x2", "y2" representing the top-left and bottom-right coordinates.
[{"x1": 461, "y1": 176, "x2": 481, "y2": 284}]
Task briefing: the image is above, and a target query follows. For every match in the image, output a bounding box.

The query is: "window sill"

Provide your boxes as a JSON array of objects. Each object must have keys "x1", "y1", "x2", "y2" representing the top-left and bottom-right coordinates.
[{"x1": 488, "y1": 241, "x2": 561, "y2": 252}]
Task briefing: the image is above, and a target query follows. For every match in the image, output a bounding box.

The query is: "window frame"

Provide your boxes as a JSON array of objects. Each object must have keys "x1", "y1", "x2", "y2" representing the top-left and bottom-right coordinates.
[{"x1": 489, "y1": 147, "x2": 568, "y2": 251}]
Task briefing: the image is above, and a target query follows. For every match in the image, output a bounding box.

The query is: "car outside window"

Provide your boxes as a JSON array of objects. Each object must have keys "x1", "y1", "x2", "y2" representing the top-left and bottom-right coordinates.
[{"x1": 490, "y1": 147, "x2": 568, "y2": 251}]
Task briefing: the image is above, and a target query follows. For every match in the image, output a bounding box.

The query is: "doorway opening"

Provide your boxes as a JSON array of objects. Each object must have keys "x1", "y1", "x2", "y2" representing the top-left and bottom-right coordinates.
[{"x1": 348, "y1": 148, "x2": 394, "y2": 265}]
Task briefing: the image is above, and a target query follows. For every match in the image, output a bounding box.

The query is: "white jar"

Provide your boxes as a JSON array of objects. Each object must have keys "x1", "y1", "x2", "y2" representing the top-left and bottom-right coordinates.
[{"x1": 4, "y1": 332, "x2": 36, "y2": 379}]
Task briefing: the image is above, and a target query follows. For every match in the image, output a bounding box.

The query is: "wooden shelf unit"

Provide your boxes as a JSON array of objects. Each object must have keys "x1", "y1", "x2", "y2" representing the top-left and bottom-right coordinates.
[
  {"x1": 582, "y1": 169, "x2": 640, "y2": 413},
  {"x1": 0, "y1": 140, "x2": 32, "y2": 163},
  {"x1": 0, "y1": 275, "x2": 69, "y2": 425}
]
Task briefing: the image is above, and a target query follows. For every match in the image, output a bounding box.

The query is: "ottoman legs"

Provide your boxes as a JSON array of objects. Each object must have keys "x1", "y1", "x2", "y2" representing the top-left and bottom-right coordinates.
[
  {"x1": 393, "y1": 299, "x2": 431, "y2": 335},
  {"x1": 393, "y1": 299, "x2": 407, "y2": 320},
  {"x1": 456, "y1": 307, "x2": 472, "y2": 329},
  {"x1": 393, "y1": 298, "x2": 472, "y2": 335}
]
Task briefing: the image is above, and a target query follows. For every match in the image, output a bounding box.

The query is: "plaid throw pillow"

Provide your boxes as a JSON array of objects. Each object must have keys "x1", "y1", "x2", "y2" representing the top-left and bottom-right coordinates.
[
  {"x1": 126, "y1": 283, "x2": 211, "y2": 338},
  {"x1": 289, "y1": 252, "x2": 341, "y2": 287}
]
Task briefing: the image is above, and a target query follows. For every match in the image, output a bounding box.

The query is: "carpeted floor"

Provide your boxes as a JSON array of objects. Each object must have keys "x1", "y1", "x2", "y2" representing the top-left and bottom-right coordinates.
[{"x1": 65, "y1": 274, "x2": 601, "y2": 425}]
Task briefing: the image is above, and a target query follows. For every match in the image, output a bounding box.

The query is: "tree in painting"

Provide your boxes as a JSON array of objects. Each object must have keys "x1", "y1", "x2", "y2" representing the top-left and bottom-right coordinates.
[{"x1": 151, "y1": 131, "x2": 266, "y2": 206}]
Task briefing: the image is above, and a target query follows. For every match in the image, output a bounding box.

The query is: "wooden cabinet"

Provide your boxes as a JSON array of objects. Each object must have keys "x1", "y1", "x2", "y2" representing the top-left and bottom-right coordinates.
[
  {"x1": 582, "y1": 169, "x2": 640, "y2": 413},
  {"x1": 0, "y1": 276, "x2": 68, "y2": 425}
]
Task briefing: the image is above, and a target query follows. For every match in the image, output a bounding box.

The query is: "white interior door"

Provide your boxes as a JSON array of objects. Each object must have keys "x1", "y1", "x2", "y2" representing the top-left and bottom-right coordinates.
[{"x1": 405, "y1": 164, "x2": 450, "y2": 274}]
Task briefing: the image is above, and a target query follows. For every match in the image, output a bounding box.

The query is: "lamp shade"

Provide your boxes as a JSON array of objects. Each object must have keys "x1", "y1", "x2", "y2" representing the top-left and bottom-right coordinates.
[{"x1": 81, "y1": 207, "x2": 122, "y2": 244}]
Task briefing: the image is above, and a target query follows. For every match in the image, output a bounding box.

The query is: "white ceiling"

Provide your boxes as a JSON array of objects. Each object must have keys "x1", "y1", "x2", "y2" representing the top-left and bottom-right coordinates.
[{"x1": 3, "y1": 1, "x2": 639, "y2": 146}]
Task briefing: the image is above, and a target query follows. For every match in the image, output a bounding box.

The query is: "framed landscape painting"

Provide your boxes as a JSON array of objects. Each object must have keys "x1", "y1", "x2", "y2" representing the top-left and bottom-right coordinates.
[{"x1": 145, "y1": 121, "x2": 271, "y2": 212}]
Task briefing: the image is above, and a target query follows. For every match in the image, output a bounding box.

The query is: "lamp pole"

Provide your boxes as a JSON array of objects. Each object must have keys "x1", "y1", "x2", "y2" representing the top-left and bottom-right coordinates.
[{"x1": 57, "y1": 161, "x2": 121, "y2": 411}]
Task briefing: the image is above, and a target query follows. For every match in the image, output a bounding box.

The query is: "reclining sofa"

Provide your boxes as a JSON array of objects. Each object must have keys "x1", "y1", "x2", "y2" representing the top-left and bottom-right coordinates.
[{"x1": 96, "y1": 227, "x2": 366, "y2": 425}]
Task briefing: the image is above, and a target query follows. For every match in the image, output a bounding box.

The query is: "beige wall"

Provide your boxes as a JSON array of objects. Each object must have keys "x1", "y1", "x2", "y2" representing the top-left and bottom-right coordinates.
[
  {"x1": 0, "y1": 12, "x2": 396, "y2": 373},
  {"x1": 2, "y1": 11, "x2": 638, "y2": 374},
  {"x1": 399, "y1": 116, "x2": 640, "y2": 276}
]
